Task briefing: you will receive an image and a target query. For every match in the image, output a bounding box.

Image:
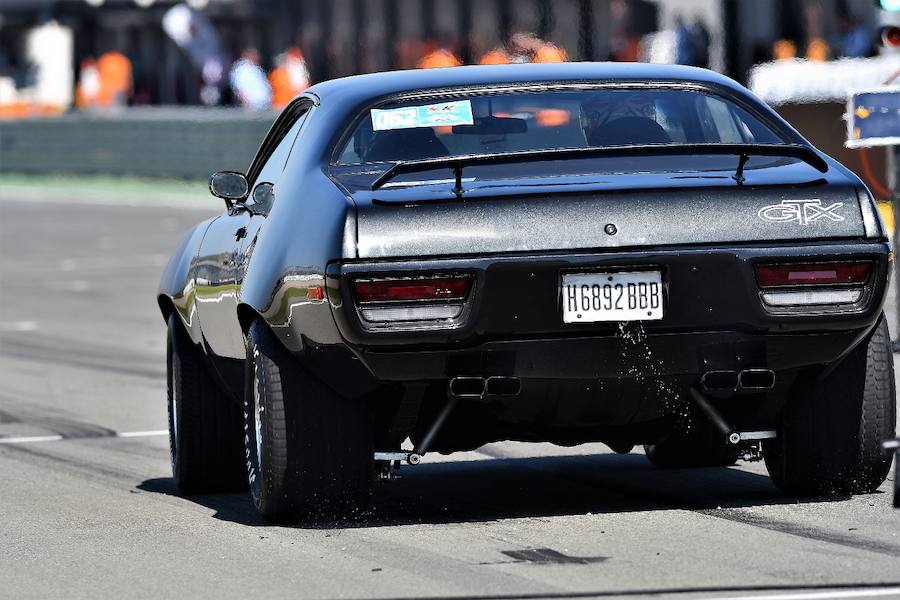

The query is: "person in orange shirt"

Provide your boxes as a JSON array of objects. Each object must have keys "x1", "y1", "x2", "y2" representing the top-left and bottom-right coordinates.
[
  {"x1": 269, "y1": 47, "x2": 311, "y2": 110},
  {"x1": 805, "y1": 37, "x2": 830, "y2": 62},
  {"x1": 533, "y1": 43, "x2": 568, "y2": 63},
  {"x1": 478, "y1": 47, "x2": 511, "y2": 65},
  {"x1": 773, "y1": 38, "x2": 798, "y2": 61},
  {"x1": 479, "y1": 34, "x2": 567, "y2": 65},
  {"x1": 416, "y1": 46, "x2": 462, "y2": 69},
  {"x1": 96, "y1": 50, "x2": 132, "y2": 107}
]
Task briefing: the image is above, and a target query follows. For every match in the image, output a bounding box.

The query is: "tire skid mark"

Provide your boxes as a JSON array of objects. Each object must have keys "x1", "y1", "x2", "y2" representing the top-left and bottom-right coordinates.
[
  {"x1": 0, "y1": 441, "x2": 253, "y2": 521},
  {"x1": 697, "y1": 508, "x2": 900, "y2": 558},
  {"x1": 0, "y1": 408, "x2": 21, "y2": 424},
  {"x1": 476, "y1": 448, "x2": 900, "y2": 558},
  {"x1": 0, "y1": 396, "x2": 135, "y2": 442},
  {"x1": 0, "y1": 332, "x2": 163, "y2": 380},
  {"x1": 0, "y1": 430, "x2": 167, "y2": 445},
  {"x1": 0, "y1": 442, "x2": 148, "y2": 486},
  {"x1": 6, "y1": 416, "x2": 117, "y2": 441}
]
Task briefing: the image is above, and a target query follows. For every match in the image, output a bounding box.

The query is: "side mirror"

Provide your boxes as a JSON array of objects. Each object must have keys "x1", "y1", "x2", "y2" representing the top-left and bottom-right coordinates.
[
  {"x1": 209, "y1": 171, "x2": 249, "y2": 206},
  {"x1": 251, "y1": 182, "x2": 275, "y2": 214}
]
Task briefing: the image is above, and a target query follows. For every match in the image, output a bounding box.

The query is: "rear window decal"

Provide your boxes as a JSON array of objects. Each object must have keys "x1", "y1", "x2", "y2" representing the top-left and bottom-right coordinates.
[{"x1": 371, "y1": 100, "x2": 474, "y2": 131}]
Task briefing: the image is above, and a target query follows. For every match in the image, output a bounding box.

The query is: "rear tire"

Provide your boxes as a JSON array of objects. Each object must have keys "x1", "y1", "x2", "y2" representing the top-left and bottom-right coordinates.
[
  {"x1": 644, "y1": 408, "x2": 739, "y2": 469},
  {"x1": 167, "y1": 314, "x2": 246, "y2": 494},
  {"x1": 244, "y1": 318, "x2": 373, "y2": 522},
  {"x1": 764, "y1": 316, "x2": 896, "y2": 496}
]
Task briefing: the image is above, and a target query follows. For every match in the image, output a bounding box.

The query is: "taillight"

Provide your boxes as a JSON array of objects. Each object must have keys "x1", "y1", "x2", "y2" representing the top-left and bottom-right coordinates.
[
  {"x1": 755, "y1": 261, "x2": 872, "y2": 308},
  {"x1": 352, "y1": 275, "x2": 473, "y2": 327},
  {"x1": 353, "y1": 277, "x2": 471, "y2": 303},
  {"x1": 755, "y1": 262, "x2": 871, "y2": 288}
]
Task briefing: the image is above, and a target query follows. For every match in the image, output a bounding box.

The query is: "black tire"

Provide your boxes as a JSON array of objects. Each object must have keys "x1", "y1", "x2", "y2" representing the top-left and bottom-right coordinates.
[
  {"x1": 644, "y1": 407, "x2": 739, "y2": 469},
  {"x1": 244, "y1": 318, "x2": 373, "y2": 522},
  {"x1": 764, "y1": 315, "x2": 896, "y2": 496},
  {"x1": 166, "y1": 313, "x2": 246, "y2": 494}
]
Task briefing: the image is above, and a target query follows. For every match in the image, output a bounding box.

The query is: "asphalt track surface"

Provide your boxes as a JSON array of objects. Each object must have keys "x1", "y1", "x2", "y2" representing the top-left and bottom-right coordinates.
[{"x1": 1, "y1": 194, "x2": 898, "y2": 600}]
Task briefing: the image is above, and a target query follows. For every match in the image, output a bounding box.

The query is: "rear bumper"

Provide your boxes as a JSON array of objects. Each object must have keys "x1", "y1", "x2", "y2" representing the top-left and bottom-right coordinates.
[
  {"x1": 325, "y1": 240, "x2": 890, "y2": 381},
  {"x1": 354, "y1": 329, "x2": 870, "y2": 381}
]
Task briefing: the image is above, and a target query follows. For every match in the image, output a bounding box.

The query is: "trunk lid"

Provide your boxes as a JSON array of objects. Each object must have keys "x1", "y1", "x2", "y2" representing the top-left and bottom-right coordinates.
[{"x1": 338, "y1": 158, "x2": 863, "y2": 259}]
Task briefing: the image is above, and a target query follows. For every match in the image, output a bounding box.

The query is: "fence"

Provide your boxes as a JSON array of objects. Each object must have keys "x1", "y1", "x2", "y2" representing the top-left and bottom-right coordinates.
[
  {"x1": 0, "y1": 108, "x2": 276, "y2": 180},
  {"x1": 0, "y1": 103, "x2": 885, "y2": 190}
]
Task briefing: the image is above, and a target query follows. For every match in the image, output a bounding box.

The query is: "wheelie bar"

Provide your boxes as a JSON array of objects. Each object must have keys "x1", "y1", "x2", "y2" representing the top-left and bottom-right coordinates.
[
  {"x1": 688, "y1": 387, "x2": 776, "y2": 461},
  {"x1": 374, "y1": 386, "x2": 462, "y2": 474}
]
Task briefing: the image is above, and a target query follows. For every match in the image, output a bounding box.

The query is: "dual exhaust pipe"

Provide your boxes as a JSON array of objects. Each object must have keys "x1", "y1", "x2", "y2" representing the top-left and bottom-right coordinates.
[
  {"x1": 449, "y1": 376, "x2": 521, "y2": 400},
  {"x1": 701, "y1": 369, "x2": 775, "y2": 393}
]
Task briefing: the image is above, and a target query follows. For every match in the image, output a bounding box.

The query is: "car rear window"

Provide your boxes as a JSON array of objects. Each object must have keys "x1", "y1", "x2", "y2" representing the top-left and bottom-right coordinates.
[{"x1": 334, "y1": 88, "x2": 787, "y2": 165}]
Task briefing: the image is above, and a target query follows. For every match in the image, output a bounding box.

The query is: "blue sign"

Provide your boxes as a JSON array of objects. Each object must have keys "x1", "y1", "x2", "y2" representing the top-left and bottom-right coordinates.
[{"x1": 846, "y1": 87, "x2": 900, "y2": 148}]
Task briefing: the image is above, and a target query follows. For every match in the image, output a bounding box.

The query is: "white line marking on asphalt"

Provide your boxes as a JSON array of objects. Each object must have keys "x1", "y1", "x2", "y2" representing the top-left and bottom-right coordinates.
[
  {"x1": 0, "y1": 431, "x2": 167, "y2": 444},
  {"x1": 0, "y1": 435, "x2": 64, "y2": 444},
  {"x1": 707, "y1": 587, "x2": 900, "y2": 600},
  {"x1": 116, "y1": 430, "x2": 168, "y2": 438}
]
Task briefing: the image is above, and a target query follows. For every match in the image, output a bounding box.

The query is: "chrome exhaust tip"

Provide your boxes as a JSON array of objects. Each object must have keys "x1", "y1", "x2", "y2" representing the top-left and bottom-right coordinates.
[
  {"x1": 738, "y1": 369, "x2": 775, "y2": 391},
  {"x1": 484, "y1": 376, "x2": 522, "y2": 397},
  {"x1": 448, "y1": 376, "x2": 486, "y2": 399},
  {"x1": 701, "y1": 370, "x2": 739, "y2": 392}
]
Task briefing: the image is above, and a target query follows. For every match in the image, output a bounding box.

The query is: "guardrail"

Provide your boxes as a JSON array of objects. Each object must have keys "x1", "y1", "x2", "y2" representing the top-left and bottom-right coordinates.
[{"x1": 0, "y1": 108, "x2": 276, "y2": 180}]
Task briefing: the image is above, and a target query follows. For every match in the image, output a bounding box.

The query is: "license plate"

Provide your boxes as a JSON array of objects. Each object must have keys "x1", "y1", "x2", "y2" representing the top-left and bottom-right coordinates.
[{"x1": 562, "y1": 271, "x2": 664, "y2": 323}]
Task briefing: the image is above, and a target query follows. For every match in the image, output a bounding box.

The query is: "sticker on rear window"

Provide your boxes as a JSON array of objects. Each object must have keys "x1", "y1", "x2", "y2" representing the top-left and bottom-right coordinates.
[{"x1": 371, "y1": 100, "x2": 474, "y2": 131}]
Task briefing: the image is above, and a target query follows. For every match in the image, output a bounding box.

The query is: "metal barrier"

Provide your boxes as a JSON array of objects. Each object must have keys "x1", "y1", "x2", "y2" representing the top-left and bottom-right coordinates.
[{"x1": 0, "y1": 108, "x2": 276, "y2": 179}]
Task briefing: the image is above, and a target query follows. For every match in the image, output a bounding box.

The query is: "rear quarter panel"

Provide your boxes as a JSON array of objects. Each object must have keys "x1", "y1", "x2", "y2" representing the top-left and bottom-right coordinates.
[
  {"x1": 239, "y1": 164, "x2": 354, "y2": 352},
  {"x1": 158, "y1": 217, "x2": 217, "y2": 344}
]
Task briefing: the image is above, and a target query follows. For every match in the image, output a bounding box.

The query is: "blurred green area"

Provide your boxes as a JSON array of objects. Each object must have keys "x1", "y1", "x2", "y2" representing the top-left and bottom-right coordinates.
[{"x1": 0, "y1": 174, "x2": 219, "y2": 209}]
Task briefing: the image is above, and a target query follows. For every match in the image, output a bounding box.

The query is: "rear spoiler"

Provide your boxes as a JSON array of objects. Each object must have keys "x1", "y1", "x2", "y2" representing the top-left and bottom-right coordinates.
[{"x1": 370, "y1": 143, "x2": 829, "y2": 195}]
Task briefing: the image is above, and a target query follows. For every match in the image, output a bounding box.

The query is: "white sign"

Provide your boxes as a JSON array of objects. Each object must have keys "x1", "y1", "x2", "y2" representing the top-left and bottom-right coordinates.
[{"x1": 371, "y1": 100, "x2": 474, "y2": 131}]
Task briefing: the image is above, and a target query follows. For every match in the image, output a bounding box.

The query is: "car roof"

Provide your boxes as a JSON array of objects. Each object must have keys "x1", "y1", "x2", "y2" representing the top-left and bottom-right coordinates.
[{"x1": 305, "y1": 62, "x2": 744, "y2": 107}]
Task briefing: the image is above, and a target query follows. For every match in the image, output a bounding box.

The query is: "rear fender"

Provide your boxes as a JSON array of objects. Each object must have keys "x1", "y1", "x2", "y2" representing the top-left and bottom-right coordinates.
[
  {"x1": 158, "y1": 217, "x2": 217, "y2": 345},
  {"x1": 238, "y1": 167, "x2": 353, "y2": 354}
]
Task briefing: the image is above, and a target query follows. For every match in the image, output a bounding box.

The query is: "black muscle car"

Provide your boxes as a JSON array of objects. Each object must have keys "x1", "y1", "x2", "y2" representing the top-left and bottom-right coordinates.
[{"x1": 159, "y1": 63, "x2": 896, "y2": 521}]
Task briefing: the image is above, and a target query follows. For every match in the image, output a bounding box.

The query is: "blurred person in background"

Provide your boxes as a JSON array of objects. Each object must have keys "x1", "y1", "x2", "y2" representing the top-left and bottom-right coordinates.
[
  {"x1": 674, "y1": 16, "x2": 711, "y2": 67},
  {"x1": 478, "y1": 45, "x2": 511, "y2": 65},
  {"x1": 75, "y1": 57, "x2": 101, "y2": 109},
  {"x1": 773, "y1": 38, "x2": 799, "y2": 60},
  {"x1": 518, "y1": 33, "x2": 569, "y2": 63},
  {"x1": 96, "y1": 49, "x2": 132, "y2": 107},
  {"x1": 200, "y1": 57, "x2": 225, "y2": 106},
  {"x1": 674, "y1": 17, "x2": 697, "y2": 65},
  {"x1": 416, "y1": 35, "x2": 462, "y2": 69},
  {"x1": 803, "y1": 1, "x2": 831, "y2": 61},
  {"x1": 609, "y1": 0, "x2": 641, "y2": 62},
  {"x1": 838, "y1": 14, "x2": 872, "y2": 58},
  {"x1": 508, "y1": 32, "x2": 541, "y2": 63},
  {"x1": 806, "y1": 37, "x2": 830, "y2": 61},
  {"x1": 533, "y1": 41, "x2": 568, "y2": 63},
  {"x1": 691, "y1": 19, "x2": 711, "y2": 68},
  {"x1": 162, "y1": 3, "x2": 227, "y2": 106},
  {"x1": 269, "y1": 47, "x2": 310, "y2": 110},
  {"x1": 230, "y1": 48, "x2": 271, "y2": 110},
  {"x1": 478, "y1": 32, "x2": 566, "y2": 65}
]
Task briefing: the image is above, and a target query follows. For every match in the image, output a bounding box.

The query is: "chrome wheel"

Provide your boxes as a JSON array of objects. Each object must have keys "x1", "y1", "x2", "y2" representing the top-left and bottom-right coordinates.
[
  {"x1": 254, "y1": 357, "x2": 264, "y2": 474},
  {"x1": 167, "y1": 338, "x2": 179, "y2": 471}
]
